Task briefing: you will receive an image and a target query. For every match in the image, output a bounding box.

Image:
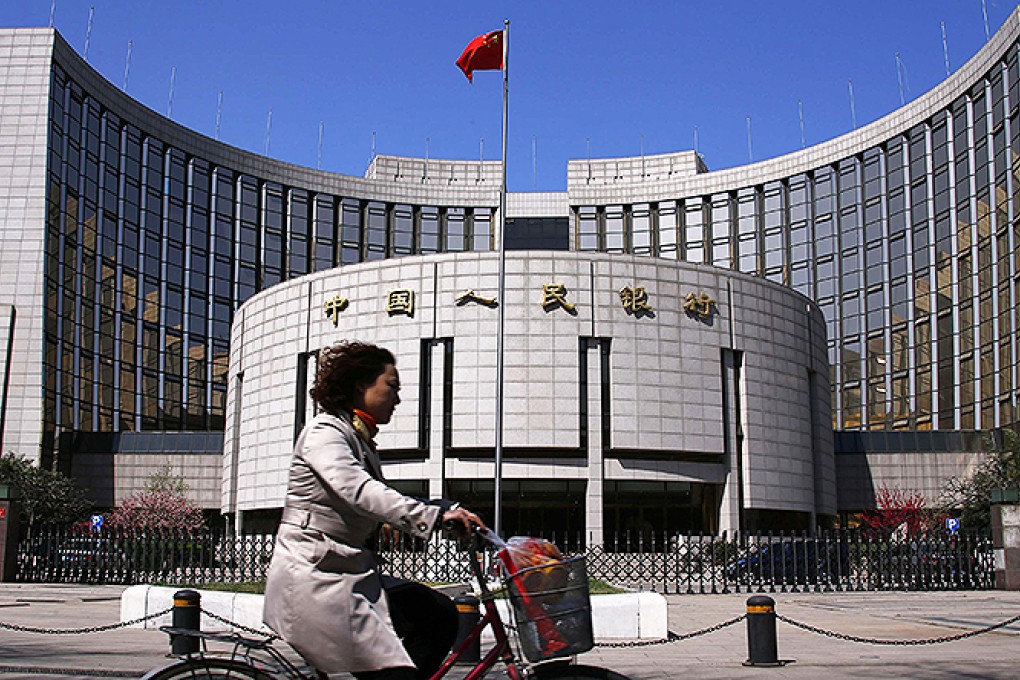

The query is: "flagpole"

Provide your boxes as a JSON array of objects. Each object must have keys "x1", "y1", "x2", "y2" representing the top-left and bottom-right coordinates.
[{"x1": 494, "y1": 19, "x2": 509, "y2": 538}]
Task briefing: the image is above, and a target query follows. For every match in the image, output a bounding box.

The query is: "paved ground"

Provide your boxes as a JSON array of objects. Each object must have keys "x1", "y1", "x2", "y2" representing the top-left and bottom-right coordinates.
[{"x1": 1, "y1": 584, "x2": 1019, "y2": 678}]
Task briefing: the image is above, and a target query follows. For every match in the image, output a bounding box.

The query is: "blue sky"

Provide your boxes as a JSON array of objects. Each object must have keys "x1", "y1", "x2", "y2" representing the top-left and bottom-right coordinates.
[{"x1": 4, "y1": 1, "x2": 1019, "y2": 191}]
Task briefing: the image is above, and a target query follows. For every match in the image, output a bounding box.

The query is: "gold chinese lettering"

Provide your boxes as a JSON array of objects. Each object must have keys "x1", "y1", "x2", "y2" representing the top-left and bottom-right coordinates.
[
  {"x1": 683, "y1": 292, "x2": 715, "y2": 320},
  {"x1": 323, "y1": 295, "x2": 349, "y2": 326},
  {"x1": 455, "y1": 289, "x2": 498, "y2": 307},
  {"x1": 541, "y1": 283, "x2": 576, "y2": 312},
  {"x1": 386, "y1": 289, "x2": 415, "y2": 316},
  {"x1": 619, "y1": 286, "x2": 652, "y2": 314}
]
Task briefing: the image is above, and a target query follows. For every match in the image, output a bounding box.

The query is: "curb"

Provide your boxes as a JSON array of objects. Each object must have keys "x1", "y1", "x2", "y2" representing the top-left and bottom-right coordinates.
[{"x1": 120, "y1": 585, "x2": 668, "y2": 639}]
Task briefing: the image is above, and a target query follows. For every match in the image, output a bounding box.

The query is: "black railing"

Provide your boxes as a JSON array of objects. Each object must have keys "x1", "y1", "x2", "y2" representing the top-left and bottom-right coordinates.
[{"x1": 14, "y1": 525, "x2": 994, "y2": 593}]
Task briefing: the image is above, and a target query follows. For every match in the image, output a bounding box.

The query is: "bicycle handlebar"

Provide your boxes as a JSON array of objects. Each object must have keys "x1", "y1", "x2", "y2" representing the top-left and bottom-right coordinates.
[{"x1": 441, "y1": 521, "x2": 509, "y2": 552}]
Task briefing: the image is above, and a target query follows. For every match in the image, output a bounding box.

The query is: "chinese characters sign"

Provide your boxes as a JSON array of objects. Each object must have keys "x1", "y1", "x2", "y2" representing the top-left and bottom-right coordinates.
[
  {"x1": 541, "y1": 283, "x2": 576, "y2": 313},
  {"x1": 455, "y1": 289, "x2": 498, "y2": 307},
  {"x1": 683, "y1": 292, "x2": 716, "y2": 320},
  {"x1": 323, "y1": 285, "x2": 718, "y2": 322},
  {"x1": 619, "y1": 287, "x2": 652, "y2": 314},
  {"x1": 386, "y1": 289, "x2": 415, "y2": 316},
  {"x1": 323, "y1": 295, "x2": 349, "y2": 326}
]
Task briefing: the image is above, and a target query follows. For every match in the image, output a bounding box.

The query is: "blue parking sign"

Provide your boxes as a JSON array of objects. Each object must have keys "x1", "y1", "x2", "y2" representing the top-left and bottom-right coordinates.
[
  {"x1": 90, "y1": 514, "x2": 103, "y2": 531},
  {"x1": 946, "y1": 517, "x2": 960, "y2": 533}
]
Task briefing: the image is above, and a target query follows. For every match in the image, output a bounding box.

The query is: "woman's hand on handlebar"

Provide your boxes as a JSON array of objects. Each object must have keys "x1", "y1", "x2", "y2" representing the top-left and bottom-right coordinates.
[{"x1": 442, "y1": 506, "x2": 486, "y2": 536}]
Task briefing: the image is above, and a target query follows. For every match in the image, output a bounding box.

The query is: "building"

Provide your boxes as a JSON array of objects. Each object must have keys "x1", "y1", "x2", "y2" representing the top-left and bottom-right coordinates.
[
  {"x1": 225, "y1": 251, "x2": 832, "y2": 539},
  {"x1": 2, "y1": 7, "x2": 1019, "y2": 534}
]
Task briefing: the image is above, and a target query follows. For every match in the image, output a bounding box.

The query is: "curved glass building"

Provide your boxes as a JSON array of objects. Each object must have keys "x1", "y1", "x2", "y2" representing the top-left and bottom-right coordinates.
[{"x1": 1, "y1": 8, "x2": 1019, "y2": 531}]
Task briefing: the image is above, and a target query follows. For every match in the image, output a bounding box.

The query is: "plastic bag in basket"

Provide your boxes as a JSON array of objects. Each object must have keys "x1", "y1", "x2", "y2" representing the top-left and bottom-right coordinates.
[
  {"x1": 498, "y1": 537, "x2": 571, "y2": 657},
  {"x1": 499, "y1": 537, "x2": 568, "y2": 592}
]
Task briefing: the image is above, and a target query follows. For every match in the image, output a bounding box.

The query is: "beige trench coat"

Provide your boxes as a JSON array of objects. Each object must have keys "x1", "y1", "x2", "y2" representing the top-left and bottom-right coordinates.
[{"x1": 262, "y1": 411, "x2": 450, "y2": 674}]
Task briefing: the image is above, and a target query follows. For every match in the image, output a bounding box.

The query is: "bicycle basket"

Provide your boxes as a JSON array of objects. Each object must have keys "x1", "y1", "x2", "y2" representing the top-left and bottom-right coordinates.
[{"x1": 506, "y1": 554, "x2": 594, "y2": 662}]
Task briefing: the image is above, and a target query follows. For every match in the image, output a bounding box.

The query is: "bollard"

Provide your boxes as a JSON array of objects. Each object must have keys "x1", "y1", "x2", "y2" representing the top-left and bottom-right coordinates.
[
  {"x1": 452, "y1": 593, "x2": 481, "y2": 664},
  {"x1": 171, "y1": 589, "x2": 201, "y2": 655},
  {"x1": 743, "y1": 595, "x2": 781, "y2": 667}
]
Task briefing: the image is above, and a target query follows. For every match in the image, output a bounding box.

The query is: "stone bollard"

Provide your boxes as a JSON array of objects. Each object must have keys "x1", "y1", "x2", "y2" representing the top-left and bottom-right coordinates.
[
  {"x1": 743, "y1": 595, "x2": 781, "y2": 667},
  {"x1": 453, "y1": 592, "x2": 481, "y2": 664},
  {"x1": 171, "y1": 589, "x2": 201, "y2": 655}
]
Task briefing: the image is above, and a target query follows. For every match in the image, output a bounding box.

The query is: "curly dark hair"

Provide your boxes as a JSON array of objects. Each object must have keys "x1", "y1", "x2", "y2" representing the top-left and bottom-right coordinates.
[{"x1": 310, "y1": 341, "x2": 396, "y2": 415}]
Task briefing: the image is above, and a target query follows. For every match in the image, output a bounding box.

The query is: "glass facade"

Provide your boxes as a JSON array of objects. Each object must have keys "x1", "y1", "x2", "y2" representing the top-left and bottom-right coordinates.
[
  {"x1": 574, "y1": 43, "x2": 1020, "y2": 433},
  {"x1": 30, "y1": 18, "x2": 1020, "y2": 469},
  {"x1": 42, "y1": 65, "x2": 494, "y2": 454}
]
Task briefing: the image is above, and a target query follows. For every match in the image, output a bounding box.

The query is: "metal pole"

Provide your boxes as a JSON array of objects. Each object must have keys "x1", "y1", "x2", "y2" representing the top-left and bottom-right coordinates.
[
  {"x1": 746, "y1": 115, "x2": 753, "y2": 163},
  {"x1": 586, "y1": 137, "x2": 591, "y2": 181},
  {"x1": 264, "y1": 108, "x2": 273, "y2": 156},
  {"x1": 532, "y1": 135, "x2": 537, "y2": 190},
  {"x1": 123, "y1": 40, "x2": 132, "y2": 91},
  {"x1": 941, "y1": 21, "x2": 951, "y2": 76},
  {"x1": 168, "y1": 67, "x2": 176, "y2": 118},
  {"x1": 83, "y1": 5, "x2": 94, "y2": 61},
  {"x1": 317, "y1": 121, "x2": 323, "y2": 170},
  {"x1": 798, "y1": 100, "x2": 806, "y2": 148},
  {"x1": 494, "y1": 19, "x2": 509, "y2": 537},
  {"x1": 744, "y1": 596, "x2": 780, "y2": 666},
  {"x1": 640, "y1": 134, "x2": 645, "y2": 177},
  {"x1": 170, "y1": 590, "x2": 201, "y2": 655},
  {"x1": 215, "y1": 91, "x2": 222, "y2": 140},
  {"x1": 896, "y1": 53, "x2": 905, "y2": 106},
  {"x1": 848, "y1": 79, "x2": 857, "y2": 130}
]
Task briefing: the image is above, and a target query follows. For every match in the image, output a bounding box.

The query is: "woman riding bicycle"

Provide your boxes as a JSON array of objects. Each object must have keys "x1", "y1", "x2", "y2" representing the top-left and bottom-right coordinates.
[{"x1": 263, "y1": 341, "x2": 484, "y2": 680}]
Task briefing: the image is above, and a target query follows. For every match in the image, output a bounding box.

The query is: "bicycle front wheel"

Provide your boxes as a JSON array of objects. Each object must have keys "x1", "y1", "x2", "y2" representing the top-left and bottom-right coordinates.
[
  {"x1": 140, "y1": 657, "x2": 274, "y2": 680},
  {"x1": 531, "y1": 662, "x2": 633, "y2": 680}
]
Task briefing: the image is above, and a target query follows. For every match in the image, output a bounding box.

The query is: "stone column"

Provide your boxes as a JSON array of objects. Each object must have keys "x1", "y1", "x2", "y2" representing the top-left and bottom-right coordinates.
[
  {"x1": 991, "y1": 501, "x2": 1020, "y2": 590},
  {"x1": 0, "y1": 485, "x2": 20, "y2": 582},
  {"x1": 584, "y1": 339, "x2": 605, "y2": 547}
]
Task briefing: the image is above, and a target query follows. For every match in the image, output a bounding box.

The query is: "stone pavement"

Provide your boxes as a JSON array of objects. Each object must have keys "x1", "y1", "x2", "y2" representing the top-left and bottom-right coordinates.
[{"x1": 1, "y1": 584, "x2": 1020, "y2": 679}]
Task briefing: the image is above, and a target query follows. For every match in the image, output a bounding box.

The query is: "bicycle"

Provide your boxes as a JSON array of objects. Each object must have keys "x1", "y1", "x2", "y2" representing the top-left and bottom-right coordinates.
[{"x1": 141, "y1": 527, "x2": 631, "y2": 679}]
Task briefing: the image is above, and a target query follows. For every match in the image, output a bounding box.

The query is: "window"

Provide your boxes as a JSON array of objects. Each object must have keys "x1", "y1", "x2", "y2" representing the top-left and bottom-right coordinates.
[
  {"x1": 683, "y1": 198, "x2": 704, "y2": 263},
  {"x1": 577, "y1": 207, "x2": 598, "y2": 251},
  {"x1": 471, "y1": 208, "x2": 491, "y2": 251},
  {"x1": 605, "y1": 206, "x2": 625, "y2": 253},
  {"x1": 394, "y1": 204, "x2": 414, "y2": 255},
  {"x1": 312, "y1": 195, "x2": 335, "y2": 271},
  {"x1": 632, "y1": 204, "x2": 652, "y2": 255},
  {"x1": 446, "y1": 207, "x2": 466, "y2": 252},
  {"x1": 340, "y1": 198, "x2": 361, "y2": 264},
  {"x1": 366, "y1": 201, "x2": 387, "y2": 260},
  {"x1": 656, "y1": 202, "x2": 678, "y2": 257}
]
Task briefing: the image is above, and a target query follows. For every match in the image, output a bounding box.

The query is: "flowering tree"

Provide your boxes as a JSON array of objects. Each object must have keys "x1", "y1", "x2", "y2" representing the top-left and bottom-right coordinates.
[
  {"x1": 107, "y1": 466, "x2": 204, "y2": 532},
  {"x1": 860, "y1": 485, "x2": 936, "y2": 535}
]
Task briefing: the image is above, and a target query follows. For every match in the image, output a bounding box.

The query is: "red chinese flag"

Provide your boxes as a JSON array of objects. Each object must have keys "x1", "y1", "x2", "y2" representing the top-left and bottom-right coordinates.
[{"x1": 456, "y1": 30, "x2": 504, "y2": 82}]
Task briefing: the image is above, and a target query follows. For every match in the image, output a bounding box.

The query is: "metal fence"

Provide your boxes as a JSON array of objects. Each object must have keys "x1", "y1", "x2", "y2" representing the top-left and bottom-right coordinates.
[{"x1": 14, "y1": 525, "x2": 994, "y2": 593}]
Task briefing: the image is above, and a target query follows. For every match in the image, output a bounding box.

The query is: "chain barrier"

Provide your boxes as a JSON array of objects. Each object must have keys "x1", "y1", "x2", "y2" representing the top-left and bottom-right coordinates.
[
  {"x1": 0, "y1": 606, "x2": 172, "y2": 635},
  {"x1": 596, "y1": 614, "x2": 747, "y2": 648},
  {"x1": 0, "y1": 666, "x2": 137, "y2": 677},
  {"x1": 200, "y1": 606, "x2": 279, "y2": 639},
  {"x1": 777, "y1": 612, "x2": 1020, "y2": 646}
]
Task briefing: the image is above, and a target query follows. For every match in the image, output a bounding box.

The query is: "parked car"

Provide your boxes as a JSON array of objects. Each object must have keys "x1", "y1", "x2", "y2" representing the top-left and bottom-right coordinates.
[
  {"x1": 882, "y1": 540, "x2": 983, "y2": 587},
  {"x1": 51, "y1": 535, "x2": 133, "y2": 576},
  {"x1": 726, "y1": 541, "x2": 849, "y2": 585}
]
